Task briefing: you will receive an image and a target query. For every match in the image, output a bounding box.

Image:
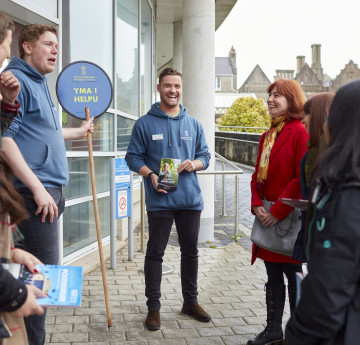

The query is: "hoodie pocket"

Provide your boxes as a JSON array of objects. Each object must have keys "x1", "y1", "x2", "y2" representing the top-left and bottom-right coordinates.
[
  {"x1": 30, "y1": 144, "x2": 69, "y2": 186},
  {"x1": 168, "y1": 171, "x2": 203, "y2": 208}
]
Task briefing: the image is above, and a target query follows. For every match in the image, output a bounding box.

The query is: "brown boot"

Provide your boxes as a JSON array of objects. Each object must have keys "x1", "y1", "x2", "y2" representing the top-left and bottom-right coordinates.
[
  {"x1": 145, "y1": 310, "x2": 161, "y2": 331},
  {"x1": 181, "y1": 303, "x2": 211, "y2": 322}
]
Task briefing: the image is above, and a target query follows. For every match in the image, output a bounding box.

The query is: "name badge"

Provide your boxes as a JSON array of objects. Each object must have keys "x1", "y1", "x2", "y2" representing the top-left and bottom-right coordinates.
[{"x1": 152, "y1": 134, "x2": 163, "y2": 140}]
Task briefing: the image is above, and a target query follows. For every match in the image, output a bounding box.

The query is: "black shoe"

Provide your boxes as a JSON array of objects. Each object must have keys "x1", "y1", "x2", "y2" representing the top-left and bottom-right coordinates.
[
  {"x1": 181, "y1": 303, "x2": 211, "y2": 322},
  {"x1": 247, "y1": 327, "x2": 283, "y2": 345},
  {"x1": 145, "y1": 310, "x2": 160, "y2": 331}
]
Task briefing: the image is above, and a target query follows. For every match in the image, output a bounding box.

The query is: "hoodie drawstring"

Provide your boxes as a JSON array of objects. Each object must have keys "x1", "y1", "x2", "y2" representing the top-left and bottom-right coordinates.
[
  {"x1": 178, "y1": 116, "x2": 182, "y2": 146},
  {"x1": 167, "y1": 116, "x2": 171, "y2": 148}
]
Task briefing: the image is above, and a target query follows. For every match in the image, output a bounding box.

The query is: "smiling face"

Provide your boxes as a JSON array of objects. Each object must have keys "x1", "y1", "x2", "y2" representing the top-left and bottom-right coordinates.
[
  {"x1": 267, "y1": 86, "x2": 289, "y2": 118},
  {"x1": 23, "y1": 31, "x2": 58, "y2": 76},
  {"x1": 0, "y1": 29, "x2": 12, "y2": 68},
  {"x1": 157, "y1": 74, "x2": 182, "y2": 115}
]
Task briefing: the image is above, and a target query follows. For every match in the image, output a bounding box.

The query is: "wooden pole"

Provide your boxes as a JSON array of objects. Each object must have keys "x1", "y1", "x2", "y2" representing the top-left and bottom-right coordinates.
[{"x1": 85, "y1": 107, "x2": 112, "y2": 327}]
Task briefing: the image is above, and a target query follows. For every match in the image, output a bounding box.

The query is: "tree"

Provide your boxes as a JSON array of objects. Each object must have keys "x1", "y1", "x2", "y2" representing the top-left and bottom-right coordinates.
[{"x1": 219, "y1": 97, "x2": 270, "y2": 132}]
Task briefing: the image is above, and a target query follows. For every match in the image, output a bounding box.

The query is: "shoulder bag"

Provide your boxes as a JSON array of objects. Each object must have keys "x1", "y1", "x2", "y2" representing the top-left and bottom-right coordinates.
[{"x1": 251, "y1": 199, "x2": 301, "y2": 256}]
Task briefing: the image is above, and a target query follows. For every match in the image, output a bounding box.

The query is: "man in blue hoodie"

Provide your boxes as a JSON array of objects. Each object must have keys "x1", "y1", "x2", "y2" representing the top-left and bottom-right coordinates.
[
  {"x1": 125, "y1": 67, "x2": 211, "y2": 331},
  {"x1": 2, "y1": 24, "x2": 93, "y2": 345}
]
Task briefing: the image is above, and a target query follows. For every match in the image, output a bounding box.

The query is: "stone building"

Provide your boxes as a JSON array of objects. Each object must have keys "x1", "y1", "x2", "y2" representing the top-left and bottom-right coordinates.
[
  {"x1": 330, "y1": 60, "x2": 360, "y2": 92},
  {"x1": 238, "y1": 64, "x2": 271, "y2": 100},
  {"x1": 215, "y1": 46, "x2": 238, "y2": 93},
  {"x1": 241, "y1": 43, "x2": 360, "y2": 99}
]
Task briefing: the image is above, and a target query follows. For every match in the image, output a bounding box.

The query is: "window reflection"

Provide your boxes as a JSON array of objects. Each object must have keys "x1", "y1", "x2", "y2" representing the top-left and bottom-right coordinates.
[
  {"x1": 62, "y1": 0, "x2": 113, "y2": 82},
  {"x1": 63, "y1": 112, "x2": 114, "y2": 152},
  {"x1": 63, "y1": 157, "x2": 110, "y2": 200},
  {"x1": 140, "y1": 0, "x2": 152, "y2": 114},
  {"x1": 63, "y1": 197, "x2": 110, "y2": 257},
  {"x1": 117, "y1": 116, "x2": 135, "y2": 151},
  {"x1": 117, "y1": 0, "x2": 139, "y2": 116}
]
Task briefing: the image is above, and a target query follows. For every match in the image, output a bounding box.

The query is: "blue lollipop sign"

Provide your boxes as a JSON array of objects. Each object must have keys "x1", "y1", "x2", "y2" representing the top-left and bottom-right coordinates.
[{"x1": 56, "y1": 61, "x2": 112, "y2": 119}]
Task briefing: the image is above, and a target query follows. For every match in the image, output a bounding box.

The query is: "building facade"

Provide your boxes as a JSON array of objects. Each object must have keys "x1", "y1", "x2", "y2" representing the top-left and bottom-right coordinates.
[{"x1": 215, "y1": 46, "x2": 237, "y2": 93}]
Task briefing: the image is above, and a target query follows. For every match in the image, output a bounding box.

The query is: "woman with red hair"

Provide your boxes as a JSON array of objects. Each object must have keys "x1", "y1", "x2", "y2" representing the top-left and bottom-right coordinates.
[{"x1": 248, "y1": 79, "x2": 308, "y2": 345}]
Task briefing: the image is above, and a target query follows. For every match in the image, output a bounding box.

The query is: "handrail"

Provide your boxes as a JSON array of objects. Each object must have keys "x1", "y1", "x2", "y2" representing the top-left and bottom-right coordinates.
[
  {"x1": 215, "y1": 125, "x2": 267, "y2": 133},
  {"x1": 138, "y1": 167, "x2": 243, "y2": 247},
  {"x1": 215, "y1": 152, "x2": 243, "y2": 172}
]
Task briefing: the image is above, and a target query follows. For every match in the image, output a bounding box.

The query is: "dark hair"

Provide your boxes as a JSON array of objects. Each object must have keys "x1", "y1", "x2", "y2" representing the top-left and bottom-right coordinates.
[
  {"x1": 18, "y1": 24, "x2": 57, "y2": 58},
  {"x1": 304, "y1": 92, "x2": 334, "y2": 148},
  {"x1": 318, "y1": 80, "x2": 360, "y2": 187},
  {"x1": 0, "y1": 10, "x2": 15, "y2": 44},
  {"x1": 267, "y1": 79, "x2": 306, "y2": 119},
  {"x1": 158, "y1": 67, "x2": 182, "y2": 84},
  {"x1": 0, "y1": 152, "x2": 28, "y2": 224}
]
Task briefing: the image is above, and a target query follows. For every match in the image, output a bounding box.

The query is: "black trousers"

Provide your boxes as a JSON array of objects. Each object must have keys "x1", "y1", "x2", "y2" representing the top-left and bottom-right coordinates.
[
  {"x1": 145, "y1": 209, "x2": 201, "y2": 311},
  {"x1": 264, "y1": 261, "x2": 303, "y2": 288}
]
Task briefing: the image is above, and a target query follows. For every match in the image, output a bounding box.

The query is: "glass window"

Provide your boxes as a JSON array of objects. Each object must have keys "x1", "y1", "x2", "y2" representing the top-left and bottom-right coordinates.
[
  {"x1": 140, "y1": 0, "x2": 152, "y2": 114},
  {"x1": 116, "y1": 0, "x2": 139, "y2": 116},
  {"x1": 64, "y1": 112, "x2": 114, "y2": 152},
  {"x1": 117, "y1": 116, "x2": 135, "y2": 151},
  {"x1": 62, "y1": 0, "x2": 113, "y2": 83},
  {"x1": 215, "y1": 77, "x2": 221, "y2": 91},
  {"x1": 63, "y1": 197, "x2": 110, "y2": 257},
  {"x1": 63, "y1": 157, "x2": 110, "y2": 200}
]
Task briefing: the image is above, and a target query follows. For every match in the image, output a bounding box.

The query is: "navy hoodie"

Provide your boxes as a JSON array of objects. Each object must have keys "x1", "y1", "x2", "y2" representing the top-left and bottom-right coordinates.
[
  {"x1": 4, "y1": 57, "x2": 68, "y2": 188},
  {"x1": 125, "y1": 103, "x2": 210, "y2": 211}
]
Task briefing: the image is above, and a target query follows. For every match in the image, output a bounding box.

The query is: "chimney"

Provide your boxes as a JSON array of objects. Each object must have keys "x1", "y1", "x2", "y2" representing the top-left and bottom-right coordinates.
[
  {"x1": 229, "y1": 46, "x2": 237, "y2": 90},
  {"x1": 297, "y1": 56, "x2": 305, "y2": 74},
  {"x1": 311, "y1": 44, "x2": 323, "y2": 81}
]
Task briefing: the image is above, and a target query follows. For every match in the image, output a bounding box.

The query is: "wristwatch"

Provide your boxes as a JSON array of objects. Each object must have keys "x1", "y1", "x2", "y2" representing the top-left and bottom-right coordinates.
[{"x1": 147, "y1": 171, "x2": 154, "y2": 179}]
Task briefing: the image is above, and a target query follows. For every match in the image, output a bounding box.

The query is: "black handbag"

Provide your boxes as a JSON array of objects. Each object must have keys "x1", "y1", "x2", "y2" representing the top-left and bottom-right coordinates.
[{"x1": 251, "y1": 200, "x2": 301, "y2": 256}]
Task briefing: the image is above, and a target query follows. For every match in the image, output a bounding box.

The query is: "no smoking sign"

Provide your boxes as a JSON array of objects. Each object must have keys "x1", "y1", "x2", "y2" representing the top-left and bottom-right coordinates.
[{"x1": 117, "y1": 189, "x2": 129, "y2": 218}]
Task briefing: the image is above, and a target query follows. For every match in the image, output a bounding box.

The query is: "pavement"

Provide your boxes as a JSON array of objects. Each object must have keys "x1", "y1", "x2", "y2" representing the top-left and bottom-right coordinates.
[{"x1": 45, "y1": 161, "x2": 292, "y2": 345}]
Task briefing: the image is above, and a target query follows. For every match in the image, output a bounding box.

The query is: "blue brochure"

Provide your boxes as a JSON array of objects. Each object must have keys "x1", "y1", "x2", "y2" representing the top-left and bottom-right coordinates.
[{"x1": 5, "y1": 264, "x2": 83, "y2": 307}]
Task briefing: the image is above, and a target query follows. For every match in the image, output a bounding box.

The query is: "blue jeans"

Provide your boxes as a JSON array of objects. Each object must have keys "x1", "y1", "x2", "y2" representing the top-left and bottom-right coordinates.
[
  {"x1": 145, "y1": 209, "x2": 201, "y2": 311},
  {"x1": 17, "y1": 187, "x2": 65, "y2": 345}
]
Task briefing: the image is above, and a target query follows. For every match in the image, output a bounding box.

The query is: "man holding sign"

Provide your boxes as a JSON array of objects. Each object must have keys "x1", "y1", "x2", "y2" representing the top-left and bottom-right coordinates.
[
  {"x1": 126, "y1": 67, "x2": 211, "y2": 331},
  {"x1": 2, "y1": 24, "x2": 93, "y2": 345}
]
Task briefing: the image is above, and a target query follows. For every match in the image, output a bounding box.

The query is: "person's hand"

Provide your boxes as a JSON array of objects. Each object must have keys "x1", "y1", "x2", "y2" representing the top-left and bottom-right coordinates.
[
  {"x1": 178, "y1": 159, "x2": 196, "y2": 173},
  {"x1": 79, "y1": 117, "x2": 94, "y2": 137},
  {"x1": 262, "y1": 212, "x2": 279, "y2": 227},
  {"x1": 11, "y1": 249, "x2": 43, "y2": 273},
  {"x1": 150, "y1": 174, "x2": 167, "y2": 194},
  {"x1": 253, "y1": 205, "x2": 267, "y2": 222},
  {"x1": 0, "y1": 71, "x2": 21, "y2": 104},
  {"x1": 9, "y1": 285, "x2": 45, "y2": 318},
  {"x1": 32, "y1": 187, "x2": 58, "y2": 223}
]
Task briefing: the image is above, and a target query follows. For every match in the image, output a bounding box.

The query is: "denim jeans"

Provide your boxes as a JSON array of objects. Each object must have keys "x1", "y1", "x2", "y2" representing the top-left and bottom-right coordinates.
[
  {"x1": 17, "y1": 187, "x2": 65, "y2": 345},
  {"x1": 145, "y1": 209, "x2": 201, "y2": 311}
]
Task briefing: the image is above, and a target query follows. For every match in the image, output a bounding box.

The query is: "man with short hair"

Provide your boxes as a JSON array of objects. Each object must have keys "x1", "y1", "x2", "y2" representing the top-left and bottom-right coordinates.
[
  {"x1": 125, "y1": 67, "x2": 211, "y2": 331},
  {"x1": 3, "y1": 24, "x2": 93, "y2": 345}
]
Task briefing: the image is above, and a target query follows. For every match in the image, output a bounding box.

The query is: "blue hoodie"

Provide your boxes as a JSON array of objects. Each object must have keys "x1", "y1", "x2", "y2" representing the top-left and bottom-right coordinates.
[
  {"x1": 125, "y1": 103, "x2": 211, "y2": 211},
  {"x1": 4, "y1": 57, "x2": 68, "y2": 188}
]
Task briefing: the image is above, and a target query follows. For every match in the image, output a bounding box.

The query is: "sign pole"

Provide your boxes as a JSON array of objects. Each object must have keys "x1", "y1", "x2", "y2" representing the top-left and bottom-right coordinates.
[{"x1": 85, "y1": 107, "x2": 112, "y2": 327}]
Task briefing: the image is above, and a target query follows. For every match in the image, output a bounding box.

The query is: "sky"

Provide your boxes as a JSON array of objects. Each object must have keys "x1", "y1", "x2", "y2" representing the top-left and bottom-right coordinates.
[{"x1": 215, "y1": 0, "x2": 360, "y2": 87}]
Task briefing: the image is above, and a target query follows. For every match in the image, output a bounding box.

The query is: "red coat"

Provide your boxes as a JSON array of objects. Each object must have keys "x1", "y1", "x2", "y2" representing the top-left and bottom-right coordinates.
[{"x1": 250, "y1": 118, "x2": 308, "y2": 264}]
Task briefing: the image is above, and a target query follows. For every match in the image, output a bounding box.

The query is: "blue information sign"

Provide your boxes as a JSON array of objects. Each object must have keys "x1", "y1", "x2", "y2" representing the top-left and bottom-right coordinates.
[
  {"x1": 56, "y1": 61, "x2": 113, "y2": 119},
  {"x1": 115, "y1": 158, "x2": 131, "y2": 219},
  {"x1": 115, "y1": 158, "x2": 130, "y2": 189}
]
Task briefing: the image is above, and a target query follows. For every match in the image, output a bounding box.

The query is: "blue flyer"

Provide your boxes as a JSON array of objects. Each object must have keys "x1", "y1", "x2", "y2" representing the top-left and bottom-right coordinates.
[{"x1": 20, "y1": 265, "x2": 83, "y2": 307}]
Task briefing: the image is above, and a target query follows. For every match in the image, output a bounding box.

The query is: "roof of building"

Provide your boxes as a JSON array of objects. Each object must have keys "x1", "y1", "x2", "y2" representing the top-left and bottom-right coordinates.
[
  {"x1": 215, "y1": 92, "x2": 256, "y2": 108},
  {"x1": 239, "y1": 64, "x2": 271, "y2": 89},
  {"x1": 215, "y1": 57, "x2": 234, "y2": 75}
]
